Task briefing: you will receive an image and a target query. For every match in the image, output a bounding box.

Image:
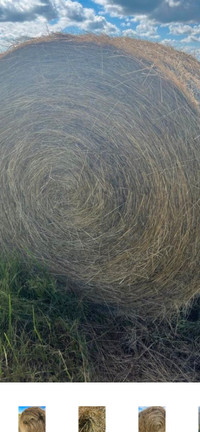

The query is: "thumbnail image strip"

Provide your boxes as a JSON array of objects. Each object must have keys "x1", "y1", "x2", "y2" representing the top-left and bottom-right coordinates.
[
  {"x1": 79, "y1": 406, "x2": 106, "y2": 432},
  {"x1": 18, "y1": 406, "x2": 46, "y2": 432},
  {"x1": 139, "y1": 406, "x2": 165, "y2": 432}
]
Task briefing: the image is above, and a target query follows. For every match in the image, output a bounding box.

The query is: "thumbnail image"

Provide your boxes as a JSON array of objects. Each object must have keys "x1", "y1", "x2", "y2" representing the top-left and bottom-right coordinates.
[
  {"x1": 18, "y1": 406, "x2": 46, "y2": 432},
  {"x1": 79, "y1": 406, "x2": 106, "y2": 432},
  {"x1": 139, "y1": 406, "x2": 165, "y2": 432}
]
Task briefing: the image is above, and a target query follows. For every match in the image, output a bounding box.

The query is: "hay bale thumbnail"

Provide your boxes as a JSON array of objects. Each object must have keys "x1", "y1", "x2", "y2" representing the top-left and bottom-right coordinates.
[
  {"x1": 79, "y1": 406, "x2": 105, "y2": 432},
  {"x1": 19, "y1": 407, "x2": 45, "y2": 432},
  {"x1": 139, "y1": 406, "x2": 165, "y2": 432}
]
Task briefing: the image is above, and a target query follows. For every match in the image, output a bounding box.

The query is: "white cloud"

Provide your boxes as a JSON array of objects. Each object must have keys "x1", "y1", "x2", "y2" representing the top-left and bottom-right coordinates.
[
  {"x1": 53, "y1": 0, "x2": 90, "y2": 21},
  {"x1": 0, "y1": 0, "x2": 119, "y2": 50},
  {"x1": 0, "y1": 0, "x2": 56, "y2": 22},
  {"x1": 181, "y1": 34, "x2": 200, "y2": 43},
  {"x1": 130, "y1": 15, "x2": 149, "y2": 23},
  {"x1": 0, "y1": 0, "x2": 44, "y2": 12},
  {"x1": 82, "y1": 15, "x2": 118, "y2": 33},
  {"x1": 135, "y1": 20, "x2": 159, "y2": 38},
  {"x1": 160, "y1": 38, "x2": 177, "y2": 46},
  {"x1": 51, "y1": 0, "x2": 118, "y2": 34},
  {"x1": 90, "y1": 0, "x2": 200, "y2": 23},
  {"x1": 120, "y1": 21, "x2": 131, "y2": 27},
  {"x1": 192, "y1": 25, "x2": 200, "y2": 35},
  {"x1": 0, "y1": 16, "x2": 50, "y2": 42},
  {"x1": 101, "y1": 4, "x2": 124, "y2": 17},
  {"x1": 169, "y1": 23, "x2": 200, "y2": 41},
  {"x1": 91, "y1": 0, "x2": 106, "y2": 4},
  {"x1": 92, "y1": 0, "x2": 125, "y2": 17},
  {"x1": 122, "y1": 17, "x2": 159, "y2": 40},
  {"x1": 169, "y1": 24, "x2": 194, "y2": 34},
  {"x1": 166, "y1": 0, "x2": 181, "y2": 7},
  {"x1": 122, "y1": 29, "x2": 136, "y2": 37},
  {"x1": 168, "y1": 22, "x2": 200, "y2": 47}
]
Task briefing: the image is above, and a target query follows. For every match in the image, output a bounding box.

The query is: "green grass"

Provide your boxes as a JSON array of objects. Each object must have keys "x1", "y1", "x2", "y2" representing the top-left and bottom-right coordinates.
[
  {"x1": 0, "y1": 253, "x2": 200, "y2": 382},
  {"x1": 0, "y1": 254, "x2": 92, "y2": 382}
]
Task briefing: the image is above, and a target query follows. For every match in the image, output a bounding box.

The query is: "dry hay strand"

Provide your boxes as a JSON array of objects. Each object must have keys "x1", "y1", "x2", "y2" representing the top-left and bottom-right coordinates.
[
  {"x1": 19, "y1": 407, "x2": 45, "y2": 432},
  {"x1": 79, "y1": 407, "x2": 105, "y2": 432},
  {"x1": 0, "y1": 34, "x2": 200, "y2": 317},
  {"x1": 82, "y1": 304, "x2": 200, "y2": 382},
  {"x1": 139, "y1": 407, "x2": 165, "y2": 432}
]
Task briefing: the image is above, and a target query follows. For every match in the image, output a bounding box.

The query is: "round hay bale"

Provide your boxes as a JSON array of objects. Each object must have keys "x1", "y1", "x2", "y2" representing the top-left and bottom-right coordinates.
[
  {"x1": 19, "y1": 407, "x2": 45, "y2": 432},
  {"x1": 79, "y1": 407, "x2": 105, "y2": 432},
  {"x1": 0, "y1": 34, "x2": 200, "y2": 316},
  {"x1": 139, "y1": 407, "x2": 165, "y2": 432}
]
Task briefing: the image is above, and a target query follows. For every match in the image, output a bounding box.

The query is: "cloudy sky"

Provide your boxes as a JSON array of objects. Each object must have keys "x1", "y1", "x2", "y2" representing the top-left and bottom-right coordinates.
[{"x1": 0, "y1": 0, "x2": 200, "y2": 59}]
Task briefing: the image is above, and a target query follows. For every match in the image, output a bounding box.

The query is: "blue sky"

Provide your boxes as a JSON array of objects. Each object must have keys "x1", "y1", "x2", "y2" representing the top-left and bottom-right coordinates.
[
  {"x1": 19, "y1": 406, "x2": 46, "y2": 413},
  {"x1": 138, "y1": 406, "x2": 165, "y2": 412},
  {"x1": 139, "y1": 406, "x2": 148, "y2": 412},
  {"x1": 0, "y1": 0, "x2": 200, "y2": 59}
]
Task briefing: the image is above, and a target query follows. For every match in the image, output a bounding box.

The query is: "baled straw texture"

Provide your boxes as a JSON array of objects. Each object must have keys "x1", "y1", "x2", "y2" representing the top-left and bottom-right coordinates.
[
  {"x1": 79, "y1": 407, "x2": 105, "y2": 432},
  {"x1": 19, "y1": 407, "x2": 45, "y2": 432},
  {"x1": 0, "y1": 34, "x2": 200, "y2": 316},
  {"x1": 139, "y1": 407, "x2": 165, "y2": 432}
]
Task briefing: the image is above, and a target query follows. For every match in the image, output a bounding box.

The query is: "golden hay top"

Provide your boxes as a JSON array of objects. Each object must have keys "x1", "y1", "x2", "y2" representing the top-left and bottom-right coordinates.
[
  {"x1": 0, "y1": 34, "x2": 200, "y2": 316},
  {"x1": 79, "y1": 407, "x2": 105, "y2": 432},
  {"x1": 139, "y1": 407, "x2": 165, "y2": 432},
  {"x1": 19, "y1": 407, "x2": 45, "y2": 432},
  {"x1": 2, "y1": 33, "x2": 199, "y2": 108}
]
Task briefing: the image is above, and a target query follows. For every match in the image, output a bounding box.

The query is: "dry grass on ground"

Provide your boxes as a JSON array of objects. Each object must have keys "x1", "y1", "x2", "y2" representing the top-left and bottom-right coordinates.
[{"x1": 0, "y1": 254, "x2": 200, "y2": 381}]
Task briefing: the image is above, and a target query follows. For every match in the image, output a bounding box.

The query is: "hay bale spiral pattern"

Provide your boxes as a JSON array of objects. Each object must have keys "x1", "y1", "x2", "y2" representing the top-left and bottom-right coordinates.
[
  {"x1": 0, "y1": 34, "x2": 200, "y2": 316},
  {"x1": 139, "y1": 407, "x2": 165, "y2": 432},
  {"x1": 19, "y1": 407, "x2": 45, "y2": 432}
]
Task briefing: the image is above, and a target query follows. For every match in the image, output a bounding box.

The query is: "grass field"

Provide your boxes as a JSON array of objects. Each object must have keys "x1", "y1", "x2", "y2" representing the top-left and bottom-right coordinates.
[
  {"x1": 0, "y1": 254, "x2": 91, "y2": 381},
  {"x1": 0, "y1": 253, "x2": 200, "y2": 382}
]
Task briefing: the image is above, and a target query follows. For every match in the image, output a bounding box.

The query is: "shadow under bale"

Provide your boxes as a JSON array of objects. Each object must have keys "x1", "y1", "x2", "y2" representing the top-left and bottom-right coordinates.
[{"x1": 0, "y1": 34, "x2": 200, "y2": 318}]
